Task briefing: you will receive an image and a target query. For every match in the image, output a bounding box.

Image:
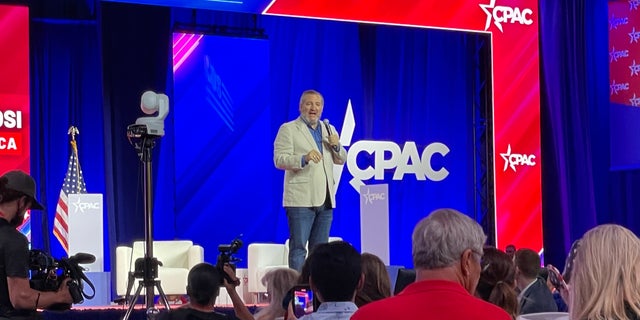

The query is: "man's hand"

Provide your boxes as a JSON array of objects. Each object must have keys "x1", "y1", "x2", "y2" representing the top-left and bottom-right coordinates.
[
  {"x1": 57, "y1": 278, "x2": 74, "y2": 304},
  {"x1": 222, "y1": 264, "x2": 240, "y2": 291},
  {"x1": 328, "y1": 134, "x2": 340, "y2": 147},
  {"x1": 305, "y1": 150, "x2": 322, "y2": 163}
]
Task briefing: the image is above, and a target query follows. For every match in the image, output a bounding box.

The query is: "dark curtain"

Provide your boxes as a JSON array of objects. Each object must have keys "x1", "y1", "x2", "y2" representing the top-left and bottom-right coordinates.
[
  {"x1": 99, "y1": 2, "x2": 171, "y2": 255},
  {"x1": 30, "y1": 18, "x2": 106, "y2": 260},
  {"x1": 539, "y1": 0, "x2": 611, "y2": 267}
]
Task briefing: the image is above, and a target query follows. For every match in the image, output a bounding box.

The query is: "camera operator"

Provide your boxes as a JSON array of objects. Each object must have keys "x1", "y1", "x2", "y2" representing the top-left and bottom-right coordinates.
[
  {"x1": 0, "y1": 170, "x2": 72, "y2": 319},
  {"x1": 159, "y1": 263, "x2": 253, "y2": 320}
]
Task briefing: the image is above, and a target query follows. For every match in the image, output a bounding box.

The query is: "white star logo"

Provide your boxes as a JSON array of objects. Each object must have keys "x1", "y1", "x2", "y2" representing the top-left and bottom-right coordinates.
[
  {"x1": 479, "y1": 0, "x2": 502, "y2": 32},
  {"x1": 336, "y1": 99, "x2": 357, "y2": 193},
  {"x1": 72, "y1": 197, "x2": 84, "y2": 213},
  {"x1": 630, "y1": 60, "x2": 640, "y2": 76},
  {"x1": 500, "y1": 144, "x2": 514, "y2": 172},
  {"x1": 630, "y1": 93, "x2": 640, "y2": 107},
  {"x1": 629, "y1": 27, "x2": 640, "y2": 43}
]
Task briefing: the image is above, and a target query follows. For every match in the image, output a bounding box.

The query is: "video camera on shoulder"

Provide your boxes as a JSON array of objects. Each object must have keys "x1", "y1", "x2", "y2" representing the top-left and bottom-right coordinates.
[
  {"x1": 215, "y1": 237, "x2": 243, "y2": 286},
  {"x1": 28, "y1": 250, "x2": 96, "y2": 310}
]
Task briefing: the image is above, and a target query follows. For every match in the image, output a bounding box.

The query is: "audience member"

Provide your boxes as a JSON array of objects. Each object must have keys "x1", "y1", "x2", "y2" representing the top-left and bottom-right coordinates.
[
  {"x1": 298, "y1": 241, "x2": 362, "y2": 320},
  {"x1": 505, "y1": 244, "x2": 516, "y2": 260},
  {"x1": 159, "y1": 263, "x2": 233, "y2": 320},
  {"x1": 514, "y1": 249, "x2": 557, "y2": 314},
  {"x1": 254, "y1": 268, "x2": 299, "y2": 320},
  {"x1": 538, "y1": 268, "x2": 568, "y2": 312},
  {"x1": 476, "y1": 247, "x2": 519, "y2": 319},
  {"x1": 351, "y1": 208, "x2": 511, "y2": 320},
  {"x1": 569, "y1": 224, "x2": 640, "y2": 320},
  {"x1": 355, "y1": 253, "x2": 391, "y2": 307}
]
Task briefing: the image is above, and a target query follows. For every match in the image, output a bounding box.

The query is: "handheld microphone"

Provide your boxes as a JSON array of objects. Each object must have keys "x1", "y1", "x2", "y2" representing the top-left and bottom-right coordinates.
[{"x1": 323, "y1": 119, "x2": 332, "y2": 135}]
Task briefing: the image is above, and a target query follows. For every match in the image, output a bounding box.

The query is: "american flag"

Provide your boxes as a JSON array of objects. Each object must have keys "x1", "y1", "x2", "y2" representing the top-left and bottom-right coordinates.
[{"x1": 53, "y1": 140, "x2": 87, "y2": 255}]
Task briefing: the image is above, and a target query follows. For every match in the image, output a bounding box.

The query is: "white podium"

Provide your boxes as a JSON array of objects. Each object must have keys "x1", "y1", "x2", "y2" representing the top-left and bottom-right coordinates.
[
  {"x1": 360, "y1": 184, "x2": 390, "y2": 264},
  {"x1": 68, "y1": 194, "x2": 104, "y2": 272}
]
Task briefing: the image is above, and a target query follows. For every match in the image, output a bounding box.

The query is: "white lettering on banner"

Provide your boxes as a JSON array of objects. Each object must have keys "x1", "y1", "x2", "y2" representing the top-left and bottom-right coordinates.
[
  {"x1": 500, "y1": 144, "x2": 536, "y2": 172},
  {"x1": 0, "y1": 110, "x2": 23, "y2": 129},
  {"x1": 479, "y1": 0, "x2": 533, "y2": 32},
  {"x1": 347, "y1": 141, "x2": 450, "y2": 187},
  {"x1": 610, "y1": 47, "x2": 629, "y2": 63},
  {"x1": 629, "y1": 27, "x2": 640, "y2": 43},
  {"x1": 72, "y1": 197, "x2": 100, "y2": 213},
  {"x1": 610, "y1": 80, "x2": 630, "y2": 95},
  {"x1": 630, "y1": 60, "x2": 640, "y2": 76},
  {"x1": 362, "y1": 188, "x2": 385, "y2": 205},
  {"x1": 631, "y1": 0, "x2": 640, "y2": 11},
  {"x1": 0, "y1": 137, "x2": 17, "y2": 150},
  {"x1": 630, "y1": 94, "x2": 640, "y2": 107},
  {"x1": 610, "y1": 14, "x2": 629, "y2": 30}
]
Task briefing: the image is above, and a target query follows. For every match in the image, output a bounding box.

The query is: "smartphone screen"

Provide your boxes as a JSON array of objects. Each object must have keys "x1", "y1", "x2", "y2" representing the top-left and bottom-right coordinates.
[{"x1": 293, "y1": 285, "x2": 314, "y2": 318}]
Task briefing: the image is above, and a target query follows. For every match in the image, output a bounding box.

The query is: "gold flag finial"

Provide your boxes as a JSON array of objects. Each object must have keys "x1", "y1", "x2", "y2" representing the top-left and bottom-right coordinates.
[{"x1": 67, "y1": 126, "x2": 79, "y2": 141}]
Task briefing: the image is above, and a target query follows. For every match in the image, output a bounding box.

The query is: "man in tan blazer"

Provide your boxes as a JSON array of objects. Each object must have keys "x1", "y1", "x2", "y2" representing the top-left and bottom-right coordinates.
[{"x1": 274, "y1": 89, "x2": 348, "y2": 271}]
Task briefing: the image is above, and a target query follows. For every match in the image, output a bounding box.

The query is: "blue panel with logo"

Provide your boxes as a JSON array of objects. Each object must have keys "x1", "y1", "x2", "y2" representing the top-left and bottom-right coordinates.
[{"x1": 167, "y1": 16, "x2": 479, "y2": 268}]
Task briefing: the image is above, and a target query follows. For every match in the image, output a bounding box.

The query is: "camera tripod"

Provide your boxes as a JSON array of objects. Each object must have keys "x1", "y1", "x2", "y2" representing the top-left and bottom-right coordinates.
[{"x1": 122, "y1": 135, "x2": 170, "y2": 320}]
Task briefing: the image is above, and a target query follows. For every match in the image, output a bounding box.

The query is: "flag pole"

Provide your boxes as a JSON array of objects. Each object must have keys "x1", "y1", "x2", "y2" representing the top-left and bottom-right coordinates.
[{"x1": 68, "y1": 126, "x2": 82, "y2": 194}]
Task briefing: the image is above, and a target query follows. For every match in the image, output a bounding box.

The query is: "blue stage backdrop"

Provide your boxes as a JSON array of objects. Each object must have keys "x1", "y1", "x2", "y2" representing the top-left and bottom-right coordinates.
[{"x1": 164, "y1": 15, "x2": 479, "y2": 268}]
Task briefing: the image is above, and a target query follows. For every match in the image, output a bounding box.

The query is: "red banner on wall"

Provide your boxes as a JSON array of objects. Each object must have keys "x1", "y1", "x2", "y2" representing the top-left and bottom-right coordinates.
[
  {"x1": 609, "y1": 0, "x2": 640, "y2": 106},
  {"x1": 0, "y1": 5, "x2": 30, "y2": 174}
]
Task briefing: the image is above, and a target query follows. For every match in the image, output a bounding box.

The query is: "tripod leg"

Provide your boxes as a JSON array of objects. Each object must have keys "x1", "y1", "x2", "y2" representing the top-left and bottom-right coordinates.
[
  {"x1": 125, "y1": 271, "x2": 135, "y2": 302},
  {"x1": 122, "y1": 281, "x2": 144, "y2": 320},
  {"x1": 155, "y1": 281, "x2": 171, "y2": 311}
]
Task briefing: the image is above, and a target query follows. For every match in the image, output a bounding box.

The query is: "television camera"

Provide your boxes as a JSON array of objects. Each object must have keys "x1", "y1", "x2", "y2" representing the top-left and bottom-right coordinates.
[
  {"x1": 28, "y1": 250, "x2": 96, "y2": 310},
  {"x1": 216, "y1": 237, "x2": 243, "y2": 286}
]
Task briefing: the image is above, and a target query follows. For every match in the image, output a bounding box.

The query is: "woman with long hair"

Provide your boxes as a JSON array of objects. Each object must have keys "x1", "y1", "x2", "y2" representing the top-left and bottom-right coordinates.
[
  {"x1": 475, "y1": 247, "x2": 519, "y2": 319},
  {"x1": 355, "y1": 253, "x2": 391, "y2": 307},
  {"x1": 254, "y1": 268, "x2": 299, "y2": 320},
  {"x1": 569, "y1": 224, "x2": 640, "y2": 320}
]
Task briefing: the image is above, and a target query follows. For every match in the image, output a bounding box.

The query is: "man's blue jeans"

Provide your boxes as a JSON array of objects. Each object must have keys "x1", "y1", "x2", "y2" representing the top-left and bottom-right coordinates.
[{"x1": 286, "y1": 205, "x2": 333, "y2": 271}]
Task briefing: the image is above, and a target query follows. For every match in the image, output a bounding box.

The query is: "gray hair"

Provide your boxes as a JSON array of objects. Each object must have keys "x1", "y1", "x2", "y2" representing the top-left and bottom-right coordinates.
[
  {"x1": 412, "y1": 208, "x2": 486, "y2": 269},
  {"x1": 299, "y1": 89, "x2": 324, "y2": 107}
]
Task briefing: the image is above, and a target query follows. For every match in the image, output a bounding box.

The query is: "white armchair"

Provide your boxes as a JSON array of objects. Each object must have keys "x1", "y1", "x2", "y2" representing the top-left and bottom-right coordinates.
[
  {"x1": 247, "y1": 237, "x2": 342, "y2": 293},
  {"x1": 115, "y1": 240, "x2": 204, "y2": 297}
]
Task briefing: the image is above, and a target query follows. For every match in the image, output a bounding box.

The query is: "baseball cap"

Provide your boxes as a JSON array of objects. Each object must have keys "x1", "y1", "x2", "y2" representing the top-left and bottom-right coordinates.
[{"x1": 1, "y1": 170, "x2": 45, "y2": 210}]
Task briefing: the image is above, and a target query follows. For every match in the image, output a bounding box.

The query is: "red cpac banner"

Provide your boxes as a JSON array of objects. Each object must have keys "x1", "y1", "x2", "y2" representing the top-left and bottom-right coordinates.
[
  {"x1": 0, "y1": 5, "x2": 30, "y2": 174},
  {"x1": 265, "y1": 0, "x2": 543, "y2": 254}
]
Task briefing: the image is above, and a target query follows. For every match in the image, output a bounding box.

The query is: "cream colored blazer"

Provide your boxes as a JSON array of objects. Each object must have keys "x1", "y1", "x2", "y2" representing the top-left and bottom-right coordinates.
[{"x1": 274, "y1": 117, "x2": 347, "y2": 208}]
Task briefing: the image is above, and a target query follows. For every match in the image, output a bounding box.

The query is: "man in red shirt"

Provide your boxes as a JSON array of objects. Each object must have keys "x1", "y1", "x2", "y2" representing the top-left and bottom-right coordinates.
[{"x1": 351, "y1": 208, "x2": 511, "y2": 320}]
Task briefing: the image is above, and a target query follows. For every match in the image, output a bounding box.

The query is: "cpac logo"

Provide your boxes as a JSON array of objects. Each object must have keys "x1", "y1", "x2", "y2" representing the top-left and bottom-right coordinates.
[
  {"x1": 630, "y1": 94, "x2": 640, "y2": 107},
  {"x1": 362, "y1": 188, "x2": 385, "y2": 205},
  {"x1": 0, "y1": 110, "x2": 22, "y2": 129},
  {"x1": 610, "y1": 47, "x2": 629, "y2": 63},
  {"x1": 347, "y1": 141, "x2": 450, "y2": 188},
  {"x1": 631, "y1": 0, "x2": 640, "y2": 11},
  {"x1": 72, "y1": 198, "x2": 100, "y2": 213},
  {"x1": 500, "y1": 144, "x2": 536, "y2": 172},
  {"x1": 610, "y1": 14, "x2": 629, "y2": 30},
  {"x1": 610, "y1": 80, "x2": 630, "y2": 95},
  {"x1": 630, "y1": 60, "x2": 640, "y2": 76},
  {"x1": 336, "y1": 100, "x2": 450, "y2": 193},
  {"x1": 629, "y1": 27, "x2": 640, "y2": 43},
  {"x1": 479, "y1": 0, "x2": 533, "y2": 32}
]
